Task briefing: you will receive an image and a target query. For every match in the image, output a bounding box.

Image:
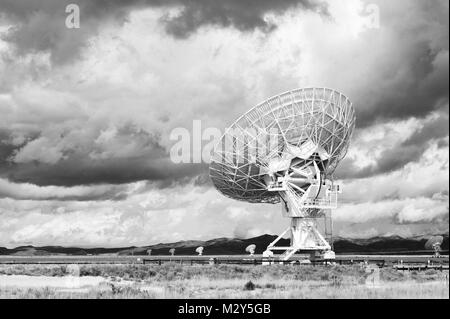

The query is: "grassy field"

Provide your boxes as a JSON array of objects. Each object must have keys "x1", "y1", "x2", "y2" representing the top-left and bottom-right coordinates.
[{"x1": 0, "y1": 263, "x2": 448, "y2": 299}]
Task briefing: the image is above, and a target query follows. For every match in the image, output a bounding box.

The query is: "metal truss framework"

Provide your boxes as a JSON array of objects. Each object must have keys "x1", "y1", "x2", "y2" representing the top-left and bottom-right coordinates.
[{"x1": 210, "y1": 87, "x2": 356, "y2": 261}]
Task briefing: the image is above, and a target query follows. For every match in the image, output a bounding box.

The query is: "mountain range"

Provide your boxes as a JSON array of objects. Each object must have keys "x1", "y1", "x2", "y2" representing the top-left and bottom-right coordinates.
[{"x1": 0, "y1": 233, "x2": 448, "y2": 256}]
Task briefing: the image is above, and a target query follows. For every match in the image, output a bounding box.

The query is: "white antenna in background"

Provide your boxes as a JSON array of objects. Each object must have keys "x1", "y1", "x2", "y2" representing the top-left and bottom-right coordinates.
[
  {"x1": 425, "y1": 236, "x2": 444, "y2": 258},
  {"x1": 245, "y1": 244, "x2": 256, "y2": 256},
  {"x1": 195, "y1": 246, "x2": 204, "y2": 256}
]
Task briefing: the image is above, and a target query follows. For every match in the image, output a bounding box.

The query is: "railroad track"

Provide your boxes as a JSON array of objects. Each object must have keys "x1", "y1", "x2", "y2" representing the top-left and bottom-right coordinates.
[{"x1": 0, "y1": 254, "x2": 448, "y2": 269}]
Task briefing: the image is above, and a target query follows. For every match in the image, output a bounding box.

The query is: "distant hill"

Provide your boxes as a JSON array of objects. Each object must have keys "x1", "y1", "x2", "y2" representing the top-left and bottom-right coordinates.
[
  {"x1": 333, "y1": 234, "x2": 449, "y2": 254},
  {"x1": 0, "y1": 233, "x2": 448, "y2": 256}
]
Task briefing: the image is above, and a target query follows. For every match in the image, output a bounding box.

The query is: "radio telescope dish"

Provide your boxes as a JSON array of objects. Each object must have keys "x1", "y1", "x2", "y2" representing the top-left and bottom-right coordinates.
[
  {"x1": 210, "y1": 88, "x2": 356, "y2": 261},
  {"x1": 425, "y1": 236, "x2": 444, "y2": 257},
  {"x1": 169, "y1": 248, "x2": 176, "y2": 256},
  {"x1": 195, "y1": 246, "x2": 204, "y2": 256},
  {"x1": 245, "y1": 244, "x2": 256, "y2": 256}
]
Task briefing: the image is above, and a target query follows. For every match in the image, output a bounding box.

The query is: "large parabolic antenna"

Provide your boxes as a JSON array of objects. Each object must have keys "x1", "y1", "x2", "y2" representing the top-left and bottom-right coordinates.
[{"x1": 210, "y1": 88, "x2": 356, "y2": 261}]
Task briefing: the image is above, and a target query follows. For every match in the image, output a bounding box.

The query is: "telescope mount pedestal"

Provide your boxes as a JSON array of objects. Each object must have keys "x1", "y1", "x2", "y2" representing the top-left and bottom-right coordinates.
[{"x1": 264, "y1": 174, "x2": 339, "y2": 262}]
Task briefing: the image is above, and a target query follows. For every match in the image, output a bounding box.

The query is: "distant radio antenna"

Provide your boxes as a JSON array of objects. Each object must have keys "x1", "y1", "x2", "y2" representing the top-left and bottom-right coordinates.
[
  {"x1": 425, "y1": 236, "x2": 444, "y2": 258},
  {"x1": 195, "y1": 246, "x2": 204, "y2": 256},
  {"x1": 169, "y1": 248, "x2": 176, "y2": 256},
  {"x1": 245, "y1": 244, "x2": 256, "y2": 256}
]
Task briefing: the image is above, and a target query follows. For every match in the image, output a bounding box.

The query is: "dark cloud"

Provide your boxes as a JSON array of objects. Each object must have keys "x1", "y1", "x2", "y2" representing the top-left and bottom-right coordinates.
[
  {"x1": 437, "y1": 139, "x2": 449, "y2": 149},
  {"x1": 0, "y1": 181, "x2": 130, "y2": 201},
  {"x1": 160, "y1": 0, "x2": 328, "y2": 38},
  {"x1": 0, "y1": 125, "x2": 208, "y2": 187},
  {"x1": 1, "y1": 0, "x2": 447, "y2": 127},
  {"x1": 0, "y1": 0, "x2": 327, "y2": 64},
  {"x1": 402, "y1": 113, "x2": 450, "y2": 147},
  {"x1": 336, "y1": 112, "x2": 449, "y2": 180},
  {"x1": 355, "y1": 50, "x2": 449, "y2": 128},
  {"x1": 351, "y1": 0, "x2": 449, "y2": 128},
  {"x1": 0, "y1": 131, "x2": 16, "y2": 168},
  {"x1": 3, "y1": 157, "x2": 207, "y2": 187},
  {"x1": 1, "y1": 0, "x2": 109, "y2": 65},
  {"x1": 337, "y1": 143, "x2": 426, "y2": 180},
  {"x1": 0, "y1": 0, "x2": 448, "y2": 187},
  {"x1": 331, "y1": 0, "x2": 450, "y2": 179}
]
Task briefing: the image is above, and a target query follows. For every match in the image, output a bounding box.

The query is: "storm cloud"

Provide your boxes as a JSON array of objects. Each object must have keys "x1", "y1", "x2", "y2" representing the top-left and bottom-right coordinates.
[
  {"x1": 0, "y1": 0, "x2": 448, "y2": 245},
  {"x1": 336, "y1": 111, "x2": 449, "y2": 180},
  {"x1": 0, "y1": 0, "x2": 327, "y2": 64}
]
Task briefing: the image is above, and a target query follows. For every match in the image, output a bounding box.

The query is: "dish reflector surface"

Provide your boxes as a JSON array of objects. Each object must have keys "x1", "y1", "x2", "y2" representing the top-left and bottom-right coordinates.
[{"x1": 210, "y1": 88, "x2": 356, "y2": 203}]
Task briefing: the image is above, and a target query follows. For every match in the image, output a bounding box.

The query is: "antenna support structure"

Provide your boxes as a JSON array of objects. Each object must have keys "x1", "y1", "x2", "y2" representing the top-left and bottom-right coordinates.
[{"x1": 264, "y1": 159, "x2": 340, "y2": 261}]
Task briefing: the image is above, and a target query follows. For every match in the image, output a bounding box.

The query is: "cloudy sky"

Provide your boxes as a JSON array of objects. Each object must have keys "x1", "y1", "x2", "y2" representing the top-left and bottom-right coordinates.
[{"x1": 0, "y1": 0, "x2": 448, "y2": 247}]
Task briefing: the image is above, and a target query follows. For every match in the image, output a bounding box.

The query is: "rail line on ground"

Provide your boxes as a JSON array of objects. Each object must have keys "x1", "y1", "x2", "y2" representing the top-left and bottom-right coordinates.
[{"x1": 0, "y1": 254, "x2": 448, "y2": 271}]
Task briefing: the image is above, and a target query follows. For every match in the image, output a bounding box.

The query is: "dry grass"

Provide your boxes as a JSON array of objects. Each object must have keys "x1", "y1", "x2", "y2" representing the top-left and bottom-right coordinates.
[{"x1": 0, "y1": 263, "x2": 448, "y2": 299}]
